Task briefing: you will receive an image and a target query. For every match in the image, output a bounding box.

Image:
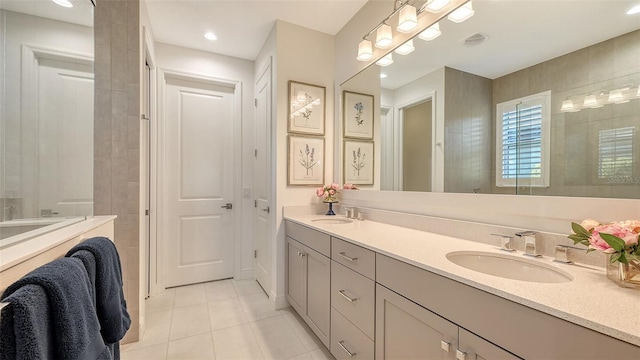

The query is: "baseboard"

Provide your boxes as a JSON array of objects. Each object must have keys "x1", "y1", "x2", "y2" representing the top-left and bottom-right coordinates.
[
  {"x1": 270, "y1": 290, "x2": 289, "y2": 310},
  {"x1": 235, "y1": 268, "x2": 253, "y2": 280}
]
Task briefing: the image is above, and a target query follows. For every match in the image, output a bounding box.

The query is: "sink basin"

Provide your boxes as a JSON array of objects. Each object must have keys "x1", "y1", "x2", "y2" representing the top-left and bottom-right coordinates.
[
  {"x1": 446, "y1": 251, "x2": 573, "y2": 283},
  {"x1": 311, "y1": 218, "x2": 353, "y2": 224}
]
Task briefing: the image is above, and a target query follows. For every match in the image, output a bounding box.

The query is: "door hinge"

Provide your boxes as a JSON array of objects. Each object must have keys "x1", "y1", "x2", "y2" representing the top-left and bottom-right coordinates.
[
  {"x1": 254, "y1": 200, "x2": 257, "y2": 208},
  {"x1": 254, "y1": 149, "x2": 258, "y2": 157},
  {"x1": 254, "y1": 98, "x2": 258, "y2": 107},
  {"x1": 254, "y1": 250, "x2": 257, "y2": 258},
  {"x1": 145, "y1": 209, "x2": 149, "y2": 216},
  {"x1": 141, "y1": 114, "x2": 150, "y2": 121}
]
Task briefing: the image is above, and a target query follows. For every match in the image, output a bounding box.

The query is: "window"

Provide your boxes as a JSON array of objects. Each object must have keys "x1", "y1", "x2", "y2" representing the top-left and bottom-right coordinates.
[
  {"x1": 496, "y1": 91, "x2": 550, "y2": 187},
  {"x1": 599, "y1": 127, "x2": 634, "y2": 178}
]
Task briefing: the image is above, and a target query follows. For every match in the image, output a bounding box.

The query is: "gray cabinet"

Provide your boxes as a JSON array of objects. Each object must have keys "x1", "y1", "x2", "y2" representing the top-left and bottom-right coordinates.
[
  {"x1": 285, "y1": 235, "x2": 330, "y2": 347},
  {"x1": 459, "y1": 328, "x2": 520, "y2": 360}
]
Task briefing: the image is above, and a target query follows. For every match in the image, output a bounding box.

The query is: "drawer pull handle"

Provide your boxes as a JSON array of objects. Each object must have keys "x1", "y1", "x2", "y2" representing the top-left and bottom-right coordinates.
[
  {"x1": 456, "y1": 349, "x2": 467, "y2": 360},
  {"x1": 297, "y1": 251, "x2": 306, "y2": 257},
  {"x1": 338, "y1": 290, "x2": 357, "y2": 302},
  {"x1": 338, "y1": 340, "x2": 356, "y2": 357},
  {"x1": 441, "y1": 340, "x2": 451, "y2": 353},
  {"x1": 339, "y1": 252, "x2": 358, "y2": 262}
]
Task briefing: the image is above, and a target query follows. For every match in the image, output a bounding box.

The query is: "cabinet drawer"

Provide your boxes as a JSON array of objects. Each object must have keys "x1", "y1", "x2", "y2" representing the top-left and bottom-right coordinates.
[
  {"x1": 331, "y1": 307, "x2": 374, "y2": 360},
  {"x1": 331, "y1": 261, "x2": 375, "y2": 339},
  {"x1": 285, "y1": 221, "x2": 330, "y2": 256},
  {"x1": 331, "y1": 237, "x2": 375, "y2": 279}
]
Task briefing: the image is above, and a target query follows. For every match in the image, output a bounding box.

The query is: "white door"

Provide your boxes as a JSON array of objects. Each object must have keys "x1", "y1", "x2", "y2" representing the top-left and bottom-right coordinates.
[
  {"x1": 38, "y1": 58, "x2": 94, "y2": 217},
  {"x1": 163, "y1": 75, "x2": 235, "y2": 287},
  {"x1": 253, "y1": 63, "x2": 271, "y2": 293}
]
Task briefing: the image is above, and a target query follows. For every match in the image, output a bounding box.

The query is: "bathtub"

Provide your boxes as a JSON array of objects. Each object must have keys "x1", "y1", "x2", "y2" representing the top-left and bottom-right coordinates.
[{"x1": 0, "y1": 217, "x2": 85, "y2": 249}]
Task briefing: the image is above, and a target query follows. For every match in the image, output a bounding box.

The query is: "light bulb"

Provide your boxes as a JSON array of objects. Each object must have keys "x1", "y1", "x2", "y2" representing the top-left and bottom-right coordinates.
[
  {"x1": 425, "y1": 0, "x2": 450, "y2": 13},
  {"x1": 375, "y1": 24, "x2": 393, "y2": 49},
  {"x1": 448, "y1": 1, "x2": 475, "y2": 23},
  {"x1": 397, "y1": 5, "x2": 418, "y2": 33},
  {"x1": 560, "y1": 100, "x2": 578, "y2": 112},
  {"x1": 376, "y1": 54, "x2": 394, "y2": 67},
  {"x1": 356, "y1": 39, "x2": 373, "y2": 61},
  {"x1": 583, "y1": 95, "x2": 603, "y2": 108},
  {"x1": 636, "y1": 85, "x2": 640, "y2": 97},
  {"x1": 418, "y1": 22, "x2": 441, "y2": 41},
  {"x1": 395, "y1": 40, "x2": 415, "y2": 55},
  {"x1": 608, "y1": 89, "x2": 629, "y2": 104}
]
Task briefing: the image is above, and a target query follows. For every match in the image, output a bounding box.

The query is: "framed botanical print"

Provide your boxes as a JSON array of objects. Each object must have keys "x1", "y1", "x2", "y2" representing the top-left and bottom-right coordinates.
[
  {"x1": 288, "y1": 135, "x2": 324, "y2": 186},
  {"x1": 288, "y1": 81, "x2": 326, "y2": 135},
  {"x1": 344, "y1": 139, "x2": 374, "y2": 185},
  {"x1": 343, "y1": 91, "x2": 374, "y2": 139}
]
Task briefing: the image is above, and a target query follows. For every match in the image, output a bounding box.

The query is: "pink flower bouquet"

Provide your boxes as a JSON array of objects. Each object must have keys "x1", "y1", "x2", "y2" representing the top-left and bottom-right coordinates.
[
  {"x1": 569, "y1": 219, "x2": 640, "y2": 265},
  {"x1": 316, "y1": 183, "x2": 340, "y2": 202}
]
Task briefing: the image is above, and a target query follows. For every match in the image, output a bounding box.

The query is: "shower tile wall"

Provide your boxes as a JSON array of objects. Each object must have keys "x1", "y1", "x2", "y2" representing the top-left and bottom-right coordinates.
[
  {"x1": 94, "y1": 0, "x2": 141, "y2": 343},
  {"x1": 492, "y1": 29, "x2": 640, "y2": 198}
]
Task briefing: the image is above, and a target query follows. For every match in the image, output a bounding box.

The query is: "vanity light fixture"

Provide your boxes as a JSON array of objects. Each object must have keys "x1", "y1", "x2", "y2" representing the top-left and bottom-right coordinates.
[
  {"x1": 560, "y1": 99, "x2": 579, "y2": 112},
  {"x1": 375, "y1": 24, "x2": 393, "y2": 48},
  {"x1": 626, "y1": 4, "x2": 640, "y2": 15},
  {"x1": 583, "y1": 94, "x2": 603, "y2": 108},
  {"x1": 608, "y1": 89, "x2": 629, "y2": 104},
  {"x1": 376, "y1": 54, "x2": 394, "y2": 67},
  {"x1": 424, "y1": 0, "x2": 451, "y2": 13},
  {"x1": 448, "y1": 1, "x2": 474, "y2": 23},
  {"x1": 52, "y1": 0, "x2": 73, "y2": 8},
  {"x1": 204, "y1": 32, "x2": 217, "y2": 41},
  {"x1": 636, "y1": 85, "x2": 640, "y2": 97},
  {"x1": 418, "y1": 22, "x2": 441, "y2": 41},
  {"x1": 395, "y1": 39, "x2": 415, "y2": 55},
  {"x1": 357, "y1": 39, "x2": 373, "y2": 61},
  {"x1": 397, "y1": 4, "x2": 418, "y2": 33}
]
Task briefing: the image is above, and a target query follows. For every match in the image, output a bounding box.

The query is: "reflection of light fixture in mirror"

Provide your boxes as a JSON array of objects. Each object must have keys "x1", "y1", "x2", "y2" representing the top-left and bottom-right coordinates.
[
  {"x1": 608, "y1": 89, "x2": 629, "y2": 104},
  {"x1": 418, "y1": 22, "x2": 441, "y2": 41},
  {"x1": 636, "y1": 85, "x2": 640, "y2": 97},
  {"x1": 560, "y1": 99, "x2": 579, "y2": 112},
  {"x1": 312, "y1": 98, "x2": 321, "y2": 105},
  {"x1": 376, "y1": 54, "x2": 394, "y2": 67},
  {"x1": 448, "y1": 1, "x2": 474, "y2": 23},
  {"x1": 380, "y1": 73, "x2": 388, "y2": 79},
  {"x1": 425, "y1": 0, "x2": 450, "y2": 12},
  {"x1": 397, "y1": 4, "x2": 418, "y2": 33},
  {"x1": 627, "y1": 4, "x2": 640, "y2": 15},
  {"x1": 52, "y1": 0, "x2": 74, "y2": 8},
  {"x1": 357, "y1": 39, "x2": 373, "y2": 61},
  {"x1": 395, "y1": 40, "x2": 415, "y2": 55},
  {"x1": 204, "y1": 32, "x2": 217, "y2": 41},
  {"x1": 583, "y1": 94, "x2": 603, "y2": 108},
  {"x1": 375, "y1": 24, "x2": 393, "y2": 49}
]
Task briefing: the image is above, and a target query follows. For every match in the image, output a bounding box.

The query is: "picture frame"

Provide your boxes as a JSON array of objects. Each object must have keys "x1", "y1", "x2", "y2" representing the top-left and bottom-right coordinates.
[
  {"x1": 288, "y1": 135, "x2": 325, "y2": 186},
  {"x1": 344, "y1": 139, "x2": 374, "y2": 185},
  {"x1": 288, "y1": 80, "x2": 326, "y2": 135},
  {"x1": 343, "y1": 91, "x2": 374, "y2": 139}
]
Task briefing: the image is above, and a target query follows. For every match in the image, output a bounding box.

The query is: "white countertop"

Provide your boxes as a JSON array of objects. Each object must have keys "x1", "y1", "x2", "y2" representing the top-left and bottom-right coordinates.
[{"x1": 285, "y1": 214, "x2": 640, "y2": 347}]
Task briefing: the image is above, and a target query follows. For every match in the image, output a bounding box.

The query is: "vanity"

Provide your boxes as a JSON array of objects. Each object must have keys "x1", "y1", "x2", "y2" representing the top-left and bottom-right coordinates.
[{"x1": 284, "y1": 213, "x2": 640, "y2": 359}]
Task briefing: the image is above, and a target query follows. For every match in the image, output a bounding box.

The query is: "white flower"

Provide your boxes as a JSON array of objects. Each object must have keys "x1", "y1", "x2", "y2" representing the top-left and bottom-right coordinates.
[{"x1": 580, "y1": 219, "x2": 600, "y2": 231}]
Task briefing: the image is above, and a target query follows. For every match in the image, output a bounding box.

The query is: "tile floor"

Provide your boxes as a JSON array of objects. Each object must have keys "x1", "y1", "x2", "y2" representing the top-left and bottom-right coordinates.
[{"x1": 121, "y1": 279, "x2": 335, "y2": 360}]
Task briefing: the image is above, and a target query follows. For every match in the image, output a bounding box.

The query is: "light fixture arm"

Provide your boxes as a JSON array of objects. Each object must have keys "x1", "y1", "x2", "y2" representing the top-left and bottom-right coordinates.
[{"x1": 362, "y1": 0, "x2": 415, "y2": 40}]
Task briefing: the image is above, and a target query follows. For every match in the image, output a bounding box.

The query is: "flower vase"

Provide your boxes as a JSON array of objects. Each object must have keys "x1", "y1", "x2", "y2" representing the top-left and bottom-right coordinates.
[
  {"x1": 606, "y1": 259, "x2": 640, "y2": 289},
  {"x1": 323, "y1": 198, "x2": 337, "y2": 216}
]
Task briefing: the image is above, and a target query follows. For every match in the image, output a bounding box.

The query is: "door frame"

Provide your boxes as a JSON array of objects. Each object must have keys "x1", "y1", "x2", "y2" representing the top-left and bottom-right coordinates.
[{"x1": 155, "y1": 68, "x2": 243, "y2": 291}]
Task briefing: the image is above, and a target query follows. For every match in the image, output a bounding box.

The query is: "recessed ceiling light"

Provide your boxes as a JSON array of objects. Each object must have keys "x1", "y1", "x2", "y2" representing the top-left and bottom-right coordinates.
[
  {"x1": 204, "y1": 32, "x2": 217, "y2": 41},
  {"x1": 52, "y1": 0, "x2": 73, "y2": 8},
  {"x1": 627, "y1": 5, "x2": 640, "y2": 15},
  {"x1": 380, "y1": 73, "x2": 388, "y2": 79}
]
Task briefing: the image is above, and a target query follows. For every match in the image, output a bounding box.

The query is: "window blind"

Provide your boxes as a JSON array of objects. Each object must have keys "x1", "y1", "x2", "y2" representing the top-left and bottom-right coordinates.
[
  {"x1": 500, "y1": 105, "x2": 543, "y2": 179},
  {"x1": 598, "y1": 127, "x2": 635, "y2": 178}
]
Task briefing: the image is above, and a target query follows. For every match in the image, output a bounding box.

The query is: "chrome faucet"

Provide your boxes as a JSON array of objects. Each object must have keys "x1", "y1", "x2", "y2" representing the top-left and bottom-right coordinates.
[
  {"x1": 492, "y1": 234, "x2": 515, "y2": 252},
  {"x1": 516, "y1": 231, "x2": 541, "y2": 257}
]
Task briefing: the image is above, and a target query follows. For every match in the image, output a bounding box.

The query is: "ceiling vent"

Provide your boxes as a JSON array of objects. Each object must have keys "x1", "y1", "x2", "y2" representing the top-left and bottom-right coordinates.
[{"x1": 463, "y1": 33, "x2": 488, "y2": 47}]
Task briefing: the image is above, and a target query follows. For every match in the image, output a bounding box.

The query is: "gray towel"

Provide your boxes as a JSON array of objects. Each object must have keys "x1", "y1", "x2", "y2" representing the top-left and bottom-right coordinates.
[
  {"x1": 0, "y1": 258, "x2": 111, "y2": 360},
  {"x1": 66, "y1": 237, "x2": 131, "y2": 344}
]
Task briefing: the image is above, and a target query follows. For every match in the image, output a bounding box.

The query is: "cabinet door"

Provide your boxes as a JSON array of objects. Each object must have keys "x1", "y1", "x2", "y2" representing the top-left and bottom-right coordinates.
[
  {"x1": 305, "y1": 246, "x2": 331, "y2": 347},
  {"x1": 376, "y1": 284, "x2": 457, "y2": 360},
  {"x1": 286, "y1": 237, "x2": 306, "y2": 314},
  {"x1": 458, "y1": 328, "x2": 521, "y2": 360}
]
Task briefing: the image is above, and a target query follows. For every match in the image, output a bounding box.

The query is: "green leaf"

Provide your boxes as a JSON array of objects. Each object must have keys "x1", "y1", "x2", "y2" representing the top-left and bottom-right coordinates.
[
  {"x1": 571, "y1": 222, "x2": 592, "y2": 238},
  {"x1": 610, "y1": 252, "x2": 622, "y2": 263},
  {"x1": 618, "y1": 251, "x2": 629, "y2": 265},
  {"x1": 600, "y1": 233, "x2": 625, "y2": 252},
  {"x1": 568, "y1": 234, "x2": 585, "y2": 244}
]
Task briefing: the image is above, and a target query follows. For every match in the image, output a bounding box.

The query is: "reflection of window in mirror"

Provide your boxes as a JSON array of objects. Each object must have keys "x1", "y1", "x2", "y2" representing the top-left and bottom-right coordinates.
[
  {"x1": 495, "y1": 91, "x2": 550, "y2": 188},
  {"x1": 598, "y1": 127, "x2": 635, "y2": 180}
]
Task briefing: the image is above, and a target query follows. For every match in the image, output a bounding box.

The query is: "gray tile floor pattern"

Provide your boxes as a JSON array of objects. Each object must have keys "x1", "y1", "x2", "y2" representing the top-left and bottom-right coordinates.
[{"x1": 121, "y1": 279, "x2": 335, "y2": 360}]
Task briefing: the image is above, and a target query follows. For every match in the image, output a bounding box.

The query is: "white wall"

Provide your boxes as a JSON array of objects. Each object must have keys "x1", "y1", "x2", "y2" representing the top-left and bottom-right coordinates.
[
  {"x1": 154, "y1": 42, "x2": 256, "y2": 281},
  {"x1": 260, "y1": 20, "x2": 335, "y2": 308},
  {"x1": 334, "y1": 2, "x2": 640, "y2": 233}
]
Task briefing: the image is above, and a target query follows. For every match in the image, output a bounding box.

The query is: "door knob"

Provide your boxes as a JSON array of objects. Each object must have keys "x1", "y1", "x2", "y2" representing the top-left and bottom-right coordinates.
[{"x1": 221, "y1": 203, "x2": 233, "y2": 210}]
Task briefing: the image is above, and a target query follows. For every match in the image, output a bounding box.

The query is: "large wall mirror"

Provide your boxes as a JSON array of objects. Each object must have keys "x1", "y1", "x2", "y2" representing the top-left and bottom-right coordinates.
[
  {"x1": 340, "y1": 0, "x2": 640, "y2": 199},
  {"x1": 0, "y1": 0, "x2": 94, "y2": 243}
]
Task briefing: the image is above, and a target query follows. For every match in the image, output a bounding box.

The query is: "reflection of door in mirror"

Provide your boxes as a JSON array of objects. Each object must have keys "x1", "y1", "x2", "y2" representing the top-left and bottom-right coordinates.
[{"x1": 402, "y1": 100, "x2": 432, "y2": 192}]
